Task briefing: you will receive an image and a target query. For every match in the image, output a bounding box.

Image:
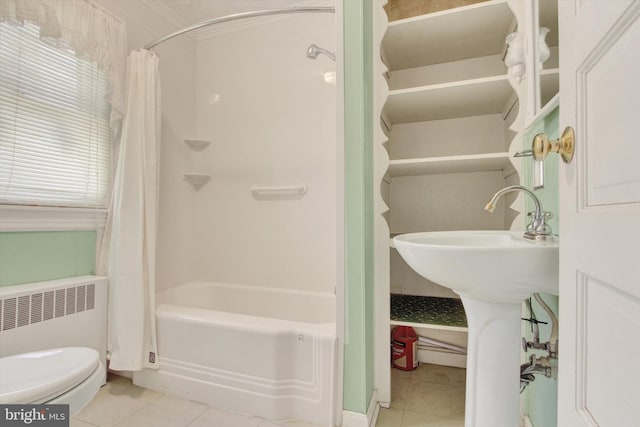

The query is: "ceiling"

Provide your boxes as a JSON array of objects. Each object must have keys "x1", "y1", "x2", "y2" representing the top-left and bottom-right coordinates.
[{"x1": 152, "y1": 0, "x2": 332, "y2": 27}]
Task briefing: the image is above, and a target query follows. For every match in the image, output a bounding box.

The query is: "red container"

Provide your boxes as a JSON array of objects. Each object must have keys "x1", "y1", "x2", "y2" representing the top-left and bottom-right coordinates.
[{"x1": 392, "y1": 326, "x2": 418, "y2": 371}]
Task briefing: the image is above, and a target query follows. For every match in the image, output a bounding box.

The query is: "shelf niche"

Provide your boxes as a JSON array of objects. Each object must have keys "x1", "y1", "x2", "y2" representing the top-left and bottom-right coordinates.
[
  {"x1": 184, "y1": 139, "x2": 211, "y2": 151},
  {"x1": 183, "y1": 173, "x2": 210, "y2": 190}
]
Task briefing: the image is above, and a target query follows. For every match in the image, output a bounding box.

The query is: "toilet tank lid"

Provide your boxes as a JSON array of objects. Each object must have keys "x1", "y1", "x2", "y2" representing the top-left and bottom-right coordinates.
[{"x1": 0, "y1": 347, "x2": 100, "y2": 404}]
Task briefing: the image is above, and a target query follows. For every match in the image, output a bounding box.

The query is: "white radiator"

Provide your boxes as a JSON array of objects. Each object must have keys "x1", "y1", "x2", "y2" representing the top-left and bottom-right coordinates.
[{"x1": 0, "y1": 276, "x2": 108, "y2": 369}]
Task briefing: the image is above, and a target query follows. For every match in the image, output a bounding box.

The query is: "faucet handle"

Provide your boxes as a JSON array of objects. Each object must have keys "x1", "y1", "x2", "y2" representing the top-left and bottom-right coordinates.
[
  {"x1": 526, "y1": 211, "x2": 538, "y2": 230},
  {"x1": 527, "y1": 211, "x2": 553, "y2": 219},
  {"x1": 535, "y1": 222, "x2": 553, "y2": 235},
  {"x1": 526, "y1": 211, "x2": 553, "y2": 236},
  {"x1": 536, "y1": 211, "x2": 553, "y2": 235}
]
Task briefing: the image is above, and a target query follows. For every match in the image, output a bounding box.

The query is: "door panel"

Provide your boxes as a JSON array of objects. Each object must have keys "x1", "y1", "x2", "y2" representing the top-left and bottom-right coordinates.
[
  {"x1": 558, "y1": 1, "x2": 640, "y2": 426},
  {"x1": 575, "y1": 274, "x2": 640, "y2": 425},
  {"x1": 577, "y1": 4, "x2": 640, "y2": 206}
]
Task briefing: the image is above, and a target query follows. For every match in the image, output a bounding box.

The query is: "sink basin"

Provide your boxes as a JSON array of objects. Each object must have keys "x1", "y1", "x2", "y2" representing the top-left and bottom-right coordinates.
[
  {"x1": 393, "y1": 230, "x2": 559, "y2": 304},
  {"x1": 393, "y1": 230, "x2": 559, "y2": 427}
]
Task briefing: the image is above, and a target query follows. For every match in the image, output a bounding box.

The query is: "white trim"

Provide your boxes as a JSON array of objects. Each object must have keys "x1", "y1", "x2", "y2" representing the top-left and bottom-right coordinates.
[
  {"x1": 0, "y1": 205, "x2": 107, "y2": 231},
  {"x1": 333, "y1": 1, "x2": 345, "y2": 427},
  {"x1": 521, "y1": 414, "x2": 534, "y2": 427},
  {"x1": 373, "y1": 0, "x2": 392, "y2": 411},
  {"x1": 342, "y1": 390, "x2": 380, "y2": 427},
  {"x1": 341, "y1": 411, "x2": 367, "y2": 427}
]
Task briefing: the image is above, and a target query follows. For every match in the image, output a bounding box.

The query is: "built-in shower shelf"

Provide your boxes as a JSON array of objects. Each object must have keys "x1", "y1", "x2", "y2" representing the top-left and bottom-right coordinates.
[
  {"x1": 184, "y1": 139, "x2": 211, "y2": 151},
  {"x1": 390, "y1": 294, "x2": 468, "y2": 332},
  {"x1": 184, "y1": 173, "x2": 210, "y2": 190}
]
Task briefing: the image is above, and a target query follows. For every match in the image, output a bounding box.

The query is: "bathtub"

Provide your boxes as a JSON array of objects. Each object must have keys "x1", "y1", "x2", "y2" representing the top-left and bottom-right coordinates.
[{"x1": 132, "y1": 281, "x2": 337, "y2": 427}]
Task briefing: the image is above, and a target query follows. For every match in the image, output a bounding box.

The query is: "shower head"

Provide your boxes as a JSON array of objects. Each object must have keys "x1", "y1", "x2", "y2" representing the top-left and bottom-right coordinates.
[{"x1": 306, "y1": 44, "x2": 336, "y2": 62}]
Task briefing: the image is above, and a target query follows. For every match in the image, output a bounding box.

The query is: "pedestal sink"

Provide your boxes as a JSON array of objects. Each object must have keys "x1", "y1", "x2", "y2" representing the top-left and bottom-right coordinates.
[{"x1": 393, "y1": 230, "x2": 559, "y2": 427}]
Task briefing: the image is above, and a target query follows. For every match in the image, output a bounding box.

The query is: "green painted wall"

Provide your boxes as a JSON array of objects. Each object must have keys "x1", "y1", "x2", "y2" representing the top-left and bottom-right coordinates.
[
  {"x1": 0, "y1": 231, "x2": 96, "y2": 287},
  {"x1": 522, "y1": 106, "x2": 559, "y2": 427},
  {"x1": 343, "y1": 0, "x2": 376, "y2": 415},
  {"x1": 524, "y1": 107, "x2": 560, "y2": 232}
]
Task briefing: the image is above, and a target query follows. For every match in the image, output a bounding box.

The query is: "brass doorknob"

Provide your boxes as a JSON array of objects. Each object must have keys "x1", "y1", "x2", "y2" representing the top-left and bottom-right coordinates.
[{"x1": 532, "y1": 127, "x2": 575, "y2": 163}]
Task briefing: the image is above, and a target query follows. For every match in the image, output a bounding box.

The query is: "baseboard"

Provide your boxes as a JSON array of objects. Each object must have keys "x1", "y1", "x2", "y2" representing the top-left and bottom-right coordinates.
[
  {"x1": 521, "y1": 414, "x2": 534, "y2": 427},
  {"x1": 342, "y1": 390, "x2": 380, "y2": 427},
  {"x1": 418, "y1": 348, "x2": 467, "y2": 368}
]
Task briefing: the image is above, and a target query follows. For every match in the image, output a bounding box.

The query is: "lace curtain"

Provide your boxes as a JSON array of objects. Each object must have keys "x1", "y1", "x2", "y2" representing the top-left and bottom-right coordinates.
[{"x1": 0, "y1": 0, "x2": 127, "y2": 135}]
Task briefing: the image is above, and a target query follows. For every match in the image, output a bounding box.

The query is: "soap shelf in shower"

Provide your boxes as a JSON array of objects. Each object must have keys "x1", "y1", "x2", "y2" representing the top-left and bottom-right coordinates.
[
  {"x1": 184, "y1": 173, "x2": 210, "y2": 190},
  {"x1": 183, "y1": 139, "x2": 211, "y2": 189},
  {"x1": 184, "y1": 139, "x2": 211, "y2": 151}
]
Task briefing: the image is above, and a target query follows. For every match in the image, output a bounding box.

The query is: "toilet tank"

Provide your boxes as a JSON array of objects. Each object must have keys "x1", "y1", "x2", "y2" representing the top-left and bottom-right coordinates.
[{"x1": 0, "y1": 276, "x2": 108, "y2": 369}]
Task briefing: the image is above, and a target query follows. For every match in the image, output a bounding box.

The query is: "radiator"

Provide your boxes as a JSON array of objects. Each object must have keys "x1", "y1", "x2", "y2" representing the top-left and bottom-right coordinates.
[{"x1": 0, "y1": 276, "x2": 108, "y2": 369}]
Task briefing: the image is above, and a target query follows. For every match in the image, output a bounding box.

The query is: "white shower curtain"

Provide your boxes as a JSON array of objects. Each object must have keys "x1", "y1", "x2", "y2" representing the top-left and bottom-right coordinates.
[{"x1": 103, "y1": 49, "x2": 161, "y2": 371}]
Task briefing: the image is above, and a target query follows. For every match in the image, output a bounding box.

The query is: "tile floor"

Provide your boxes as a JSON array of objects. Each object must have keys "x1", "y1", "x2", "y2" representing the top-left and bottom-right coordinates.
[
  {"x1": 73, "y1": 364, "x2": 464, "y2": 427},
  {"x1": 375, "y1": 363, "x2": 466, "y2": 427},
  {"x1": 72, "y1": 374, "x2": 322, "y2": 427}
]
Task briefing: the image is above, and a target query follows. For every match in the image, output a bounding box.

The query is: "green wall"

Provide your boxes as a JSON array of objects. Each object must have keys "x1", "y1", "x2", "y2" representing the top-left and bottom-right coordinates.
[
  {"x1": 0, "y1": 231, "x2": 96, "y2": 287},
  {"x1": 343, "y1": 0, "x2": 376, "y2": 415},
  {"x1": 524, "y1": 108, "x2": 560, "y2": 232},
  {"x1": 522, "y1": 106, "x2": 559, "y2": 427}
]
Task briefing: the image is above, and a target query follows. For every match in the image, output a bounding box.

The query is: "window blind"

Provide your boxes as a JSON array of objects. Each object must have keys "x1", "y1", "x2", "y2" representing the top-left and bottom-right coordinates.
[{"x1": 0, "y1": 22, "x2": 112, "y2": 208}]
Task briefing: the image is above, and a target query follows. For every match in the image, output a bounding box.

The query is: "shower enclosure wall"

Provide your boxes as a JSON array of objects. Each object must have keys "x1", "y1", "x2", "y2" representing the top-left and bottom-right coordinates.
[
  {"x1": 191, "y1": 13, "x2": 337, "y2": 294},
  {"x1": 99, "y1": 1, "x2": 340, "y2": 425},
  {"x1": 97, "y1": 0, "x2": 200, "y2": 293}
]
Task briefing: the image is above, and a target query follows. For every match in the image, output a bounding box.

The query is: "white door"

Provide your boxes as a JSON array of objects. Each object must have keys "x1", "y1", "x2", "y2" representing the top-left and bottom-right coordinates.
[{"x1": 558, "y1": 0, "x2": 640, "y2": 426}]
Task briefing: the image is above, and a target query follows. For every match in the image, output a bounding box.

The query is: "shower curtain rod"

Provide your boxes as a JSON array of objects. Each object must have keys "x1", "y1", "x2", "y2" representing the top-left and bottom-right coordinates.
[{"x1": 144, "y1": 6, "x2": 335, "y2": 50}]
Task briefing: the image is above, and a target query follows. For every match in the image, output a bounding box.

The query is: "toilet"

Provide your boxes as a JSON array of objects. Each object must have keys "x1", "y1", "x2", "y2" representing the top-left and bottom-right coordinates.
[{"x1": 0, "y1": 347, "x2": 104, "y2": 416}]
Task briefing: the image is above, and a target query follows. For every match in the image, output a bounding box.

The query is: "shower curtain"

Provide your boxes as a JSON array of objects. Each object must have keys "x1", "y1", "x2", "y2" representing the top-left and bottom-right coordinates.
[{"x1": 102, "y1": 49, "x2": 161, "y2": 371}]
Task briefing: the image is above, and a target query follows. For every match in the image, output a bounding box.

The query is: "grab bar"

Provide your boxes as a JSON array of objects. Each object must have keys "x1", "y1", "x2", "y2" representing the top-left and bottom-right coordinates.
[{"x1": 250, "y1": 184, "x2": 308, "y2": 197}]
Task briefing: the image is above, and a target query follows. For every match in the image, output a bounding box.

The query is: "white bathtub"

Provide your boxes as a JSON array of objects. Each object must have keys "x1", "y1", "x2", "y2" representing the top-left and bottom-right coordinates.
[{"x1": 133, "y1": 281, "x2": 337, "y2": 426}]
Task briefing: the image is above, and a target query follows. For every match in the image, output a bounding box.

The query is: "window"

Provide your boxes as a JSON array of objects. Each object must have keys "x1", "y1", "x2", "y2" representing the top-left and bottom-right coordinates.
[{"x1": 0, "y1": 22, "x2": 112, "y2": 209}]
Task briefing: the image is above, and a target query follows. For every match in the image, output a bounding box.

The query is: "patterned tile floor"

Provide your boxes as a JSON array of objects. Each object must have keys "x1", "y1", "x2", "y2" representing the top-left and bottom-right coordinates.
[
  {"x1": 376, "y1": 364, "x2": 466, "y2": 427},
  {"x1": 390, "y1": 294, "x2": 467, "y2": 328}
]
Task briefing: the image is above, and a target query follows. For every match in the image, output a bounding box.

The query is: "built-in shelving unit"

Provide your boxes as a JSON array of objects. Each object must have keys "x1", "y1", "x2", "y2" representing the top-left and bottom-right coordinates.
[
  {"x1": 389, "y1": 319, "x2": 467, "y2": 332},
  {"x1": 381, "y1": 0, "x2": 523, "y2": 367},
  {"x1": 386, "y1": 75, "x2": 513, "y2": 123},
  {"x1": 389, "y1": 152, "x2": 512, "y2": 177},
  {"x1": 390, "y1": 294, "x2": 467, "y2": 332},
  {"x1": 390, "y1": 293, "x2": 469, "y2": 366},
  {"x1": 383, "y1": 0, "x2": 515, "y2": 70}
]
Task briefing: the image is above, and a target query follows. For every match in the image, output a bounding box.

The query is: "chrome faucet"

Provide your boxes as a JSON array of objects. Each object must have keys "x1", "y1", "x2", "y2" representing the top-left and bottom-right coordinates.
[{"x1": 485, "y1": 185, "x2": 553, "y2": 241}]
